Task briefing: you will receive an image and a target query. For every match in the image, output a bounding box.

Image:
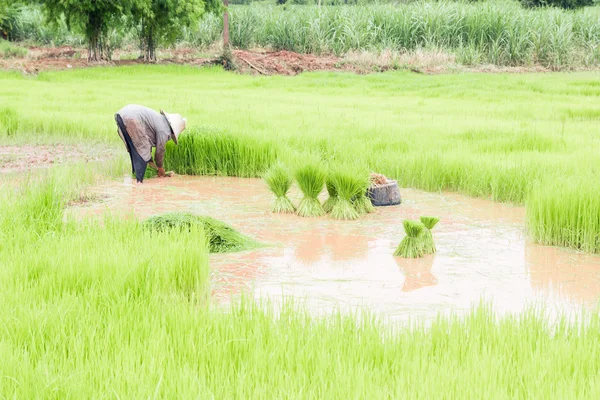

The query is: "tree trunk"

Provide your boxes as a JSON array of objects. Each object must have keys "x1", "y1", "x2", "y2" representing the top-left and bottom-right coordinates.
[
  {"x1": 144, "y1": 26, "x2": 157, "y2": 63},
  {"x1": 87, "y1": 13, "x2": 103, "y2": 62}
]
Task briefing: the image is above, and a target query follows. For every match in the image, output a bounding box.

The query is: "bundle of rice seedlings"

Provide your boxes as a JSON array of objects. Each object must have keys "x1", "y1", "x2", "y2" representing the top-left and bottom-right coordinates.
[
  {"x1": 420, "y1": 216, "x2": 440, "y2": 254},
  {"x1": 394, "y1": 220, "x2": 425, "y2": 258},
  {"x1": 322, "y1": 176, "x2": 338, "y2": 213},
  {"x1": 354, "y1": 193, "x2": 375, "y2": 215},
  {"x1": 352, "y1": 170, "x2": 375, "y2": 215},
  {"x1": 143, "y1": 212, "x2": 259, "y2": 253},
  {"x1": 295, "y1": 164, "x2": 326, "y2": 217},
  {"x1": 264, "y1": 163, "x2": 295, "y2": 213},
  {"x1": 329, "y1": 169, "x2": 364, "y2": 220}
]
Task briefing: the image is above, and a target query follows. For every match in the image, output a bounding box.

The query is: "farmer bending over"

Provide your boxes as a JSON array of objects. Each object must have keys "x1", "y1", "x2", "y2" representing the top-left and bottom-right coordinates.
[{"x1": 114, "y1": 104, "x2": 186, "y2": 183}]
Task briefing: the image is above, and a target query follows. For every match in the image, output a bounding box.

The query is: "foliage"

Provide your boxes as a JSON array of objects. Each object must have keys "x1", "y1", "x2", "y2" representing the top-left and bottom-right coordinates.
[
  {"x1": 295, "y1": 163, "x2": 326, "y2": 217},
  {"x1": 0, "y1": 1, "x2": 21, "y2": 40},
  {"x1": 37, "y1": 0, "x2": 126, "y2": 60},
  {"x1": 329, "y1": 168, "x2": 364, "y2": 220},
  {"x1": 420, "y1": 216, "x2": 440, "y2": 254},
  {"x1": 1, "y1": 66, "x2": 599, "y2": 253},
  {"x1": 519, "y1": 0, "x2": 594, "y2": 9},
  {"x1": 164, "y1": 127, "x2": 276, "y2": 177},
  {"x1": 264, "y1": 162, "x2": 296, "y2": 213},
  {"x1": 130, "y1": 0, "x2": 219, "y2": 62},
  {"x1": 394, "y1": 220, "x2": 425, "y2": 258},
  {"x1": 0, "y1": 39, "x2": 27, "y2": 58},
  {"x1": 323, "y1": 175, "x2": 338, "y2": 213},
  {"x1": 143, "y1": 212, "x2": 260, "y2": 253}
]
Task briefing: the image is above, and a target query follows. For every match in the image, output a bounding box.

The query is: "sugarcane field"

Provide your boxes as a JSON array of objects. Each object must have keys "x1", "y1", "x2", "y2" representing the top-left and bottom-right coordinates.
[{"x1": 2, "y1": 0, "x2": 600, "y2": 397}]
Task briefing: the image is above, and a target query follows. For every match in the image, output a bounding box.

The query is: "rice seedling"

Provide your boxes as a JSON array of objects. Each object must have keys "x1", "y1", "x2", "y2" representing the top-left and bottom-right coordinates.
[
  {"x1": 527, "y1": 177, "x2": 600, "y2": 254},
  {"x1": 394, "y1": 220, "x2": 425, "y2": 258},
  {"x1": 164, "y1": 127, "x2": 276, "y2": 178},
  {"x1": 264, "y1": 162, "x2": 296, "y2": 213},
  {"x1": 143, "y1": 212, "x2": 260, "y2": 253},
  {"x1": 295, "y1": 163, "x2": 326, "y2": 217},
  {"x1": 328, "y1": 169, "x2": 365, "y2": 220},
  {"x1": 420, "y1": 216, "x2": 440, "y2": 254},
  {"x1": 322, "y1": 175, "x2": 338, "y2": 213},
  {"x1": 1, "y1": 65, "x2": 600, "y2": 253},
  {"x1": 354, "y1": 193, "x2": 375, "y2": 215}
]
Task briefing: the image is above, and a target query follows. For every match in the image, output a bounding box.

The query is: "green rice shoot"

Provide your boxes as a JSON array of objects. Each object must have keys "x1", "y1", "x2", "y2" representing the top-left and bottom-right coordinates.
[
  {"x1": 354, "y1": 194, "x2": 375, "y2": 215},
  {"x1": 394, "y1": 220, "x2": 425, "y2": 258},
  {"x1": 143, "y1": 212, "x2": 259, "y2": 253},
  {"x1": 264, "y1": 162, "x2": 296, "y2": 213},
  {"x1": 329, "y1": 168, "x2": 365, "y2": 220},
  {"x1": 420, "y1": 216, "x2": 440, "y2": 254},
  {"x1": 323, "y1": 176, "x2": 338, "y2": 213},
  {"x1": 295, "y1": 164, "x2": 326, "y2": 217}
]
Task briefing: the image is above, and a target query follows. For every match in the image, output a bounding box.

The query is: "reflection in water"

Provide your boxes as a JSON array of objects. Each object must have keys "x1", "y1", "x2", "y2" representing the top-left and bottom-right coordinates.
[
  {"x1": 67, "y1": 175, "x2": 600, "y2": 321},
  {"x1": 396, "y1": 256, "x2": 437, "y2": 292},
  {"x1": 526, "y1": 243, "x2": 600, "y2": 306}
]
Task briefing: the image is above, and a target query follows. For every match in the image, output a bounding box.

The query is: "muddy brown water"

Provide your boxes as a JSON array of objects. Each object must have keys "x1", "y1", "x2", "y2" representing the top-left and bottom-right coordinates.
[{"x1": 67, "y1": 175, "x2": 600, "y2": 321}]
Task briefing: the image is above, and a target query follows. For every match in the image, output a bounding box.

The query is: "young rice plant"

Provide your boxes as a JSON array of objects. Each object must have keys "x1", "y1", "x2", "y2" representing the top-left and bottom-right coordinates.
[
  {"x1": 394, "y1": 220, "x2": 425, "y2": 258},
  {"x1": 264, "y1": 162, "x2": 296, "y2": 213}
]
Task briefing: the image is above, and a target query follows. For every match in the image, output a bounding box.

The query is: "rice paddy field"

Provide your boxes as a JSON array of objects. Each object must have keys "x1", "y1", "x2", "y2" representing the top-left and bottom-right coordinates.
[{"x1": 1, "y1": 63, "x2": 600, "y2": 397}]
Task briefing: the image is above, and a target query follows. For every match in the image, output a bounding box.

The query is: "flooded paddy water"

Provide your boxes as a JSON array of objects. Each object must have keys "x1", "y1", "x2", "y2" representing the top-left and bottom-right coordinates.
[{"x1": 68, "y1": 175, "x2": 600, "y2": 321}]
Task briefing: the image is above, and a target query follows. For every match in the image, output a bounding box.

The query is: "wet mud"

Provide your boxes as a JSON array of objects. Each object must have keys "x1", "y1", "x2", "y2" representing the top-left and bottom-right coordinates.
[{"x1": 67, "y1": 175, "x2": 600, "y2": 321}]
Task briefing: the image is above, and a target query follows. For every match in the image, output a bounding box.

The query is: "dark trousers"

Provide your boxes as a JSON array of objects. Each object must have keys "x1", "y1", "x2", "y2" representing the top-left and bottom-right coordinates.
[{"x1": 116, "y1": 114, "x2": 147, "y2": 183}]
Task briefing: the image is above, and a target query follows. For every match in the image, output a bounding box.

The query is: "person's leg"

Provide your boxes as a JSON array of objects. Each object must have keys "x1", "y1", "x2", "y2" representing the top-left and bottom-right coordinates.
[{"x1": 116, "y1": 114, "x2": 148, "y2": 183}]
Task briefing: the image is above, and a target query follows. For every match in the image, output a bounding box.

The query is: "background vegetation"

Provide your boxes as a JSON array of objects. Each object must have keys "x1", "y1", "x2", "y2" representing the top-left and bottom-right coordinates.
[{"x1": 1, "y1": 1, "x2": 600, "y2": 68}]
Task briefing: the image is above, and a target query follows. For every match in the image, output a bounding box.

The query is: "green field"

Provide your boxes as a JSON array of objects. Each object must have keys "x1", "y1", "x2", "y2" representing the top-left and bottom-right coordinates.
[
  {"x1": 1, "y1": 165, "x2": 600, "y2": 398},
  {"x1": 2, "y1": 64, "x2": 600, "y2": 397},
  {"x1": 1, "y1": 66, "x2": 599, "y2": 251}
]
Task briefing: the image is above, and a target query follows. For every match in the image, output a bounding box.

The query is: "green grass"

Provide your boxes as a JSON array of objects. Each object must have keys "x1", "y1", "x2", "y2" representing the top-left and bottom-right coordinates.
[
  {"x1": 527, "y1": 177, "x2": 600, "y2": 253},
  {"x1": 264, "y1": 162, "x2": 296, "y2": 213},
  {"x1": 329, "y1": 167, "x2": 364, "y2": 220},
  {"x1": 8, "y1": 2, "x2": 600, "y2": 69},
  {"x1": 394, "y1": 220, "x2": 426, "y2": 258},
  {"x1": 0, "y1": 65, "x2": 599, "y2": 251},
  {"x1": 420, "y1": 216, "x2": 440, "y2": 254},
  {"x1": 295, "y1": 162, "x2": 326, "y2": 217},
  {"x1": 143, "y1": 212, "x2": 261, "y2": 253},
  {"x1": 322, "y1": 175, "x2": 338, "y2": 213},
  {"x1": 0, "y1": 39, "x2": 27, "y2": 58},
  {"x1": 220, "y1": 2, "x2": 600, "y2": 69},
  {"x1": 164, "y1": 127, "x2": 277, "y2": 177},
  {"x1": 2, "y1": 151, "x2": 600, "y2": 397}
]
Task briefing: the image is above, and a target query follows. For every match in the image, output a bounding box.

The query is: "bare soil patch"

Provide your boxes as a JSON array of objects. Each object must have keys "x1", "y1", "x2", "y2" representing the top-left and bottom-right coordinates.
[
  {"x1": 0, "y1": 45, "x2": 573, "y2": 76},
  {"x1": 0, "y1": 144, "x2": 118, "y2": 174}
]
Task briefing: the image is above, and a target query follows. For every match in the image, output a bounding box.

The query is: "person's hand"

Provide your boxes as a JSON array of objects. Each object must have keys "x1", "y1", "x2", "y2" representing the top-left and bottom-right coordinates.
[
  {"x1": 158, "y1": 167, "x2": 166, "y2": 177},
  {"x1": 148, "y1": 161, "x2": 158, "y2": 170}
]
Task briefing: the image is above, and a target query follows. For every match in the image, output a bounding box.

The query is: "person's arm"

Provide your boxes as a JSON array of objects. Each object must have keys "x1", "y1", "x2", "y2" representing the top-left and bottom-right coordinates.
[{"x1": 154, "y1": 141, "x2": 167, "y2": 177}]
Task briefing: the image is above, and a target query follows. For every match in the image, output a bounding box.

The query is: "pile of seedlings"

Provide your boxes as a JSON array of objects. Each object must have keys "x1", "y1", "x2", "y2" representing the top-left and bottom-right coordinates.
[
  {"x1": 394, "y1": 216, "x2": 440, "y2": 258},
  {"x1": 295, "y1": 164, "x2": 326, "y2": 217},
  {"x1": 262, "y1": 162, "x2": 377, "y2": 220},
  {"x1": 143, "y1": 212, "x2": 260, "y2": 253},
  {"x1": 264, "y1": 162, "x2": 296, "y2": 213}
]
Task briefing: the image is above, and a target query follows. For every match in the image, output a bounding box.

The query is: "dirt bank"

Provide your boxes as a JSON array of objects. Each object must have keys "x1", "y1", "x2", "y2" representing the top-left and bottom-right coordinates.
[
  {"x1": 0, "y1": 144, "x2": 118, "y2": 174},
  {"x1": 0, "y1": 45, "x2": 562, "y2": 76}
]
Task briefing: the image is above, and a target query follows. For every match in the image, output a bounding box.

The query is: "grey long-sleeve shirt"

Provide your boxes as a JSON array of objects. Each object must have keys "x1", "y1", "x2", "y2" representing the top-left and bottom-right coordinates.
[{"x1": 114, "y1": 104, "x2": 173, "y2": 168}]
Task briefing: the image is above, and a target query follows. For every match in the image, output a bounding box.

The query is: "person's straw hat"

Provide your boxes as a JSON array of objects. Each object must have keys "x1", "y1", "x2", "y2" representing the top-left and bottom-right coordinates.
[{"x1": 160, "y1": 109, "x2": 186, "y2": 145}]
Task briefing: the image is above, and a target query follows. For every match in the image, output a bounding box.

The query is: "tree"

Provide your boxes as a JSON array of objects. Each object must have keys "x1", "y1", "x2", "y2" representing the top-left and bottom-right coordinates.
[
  {"x1": 36, "y1": 0, "x2": 125, "y2": 61},
  {"x1": 0, "y1": 1, "x2": 21, "y2": 40},
  {"x1": 131, "y1": 0, "x2": 221, "y2": 62}
]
